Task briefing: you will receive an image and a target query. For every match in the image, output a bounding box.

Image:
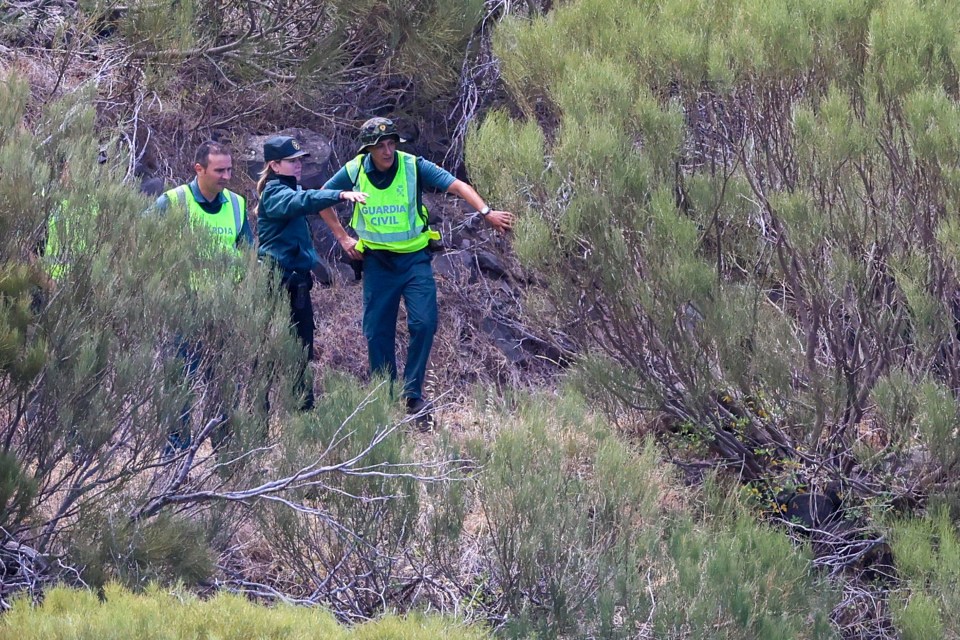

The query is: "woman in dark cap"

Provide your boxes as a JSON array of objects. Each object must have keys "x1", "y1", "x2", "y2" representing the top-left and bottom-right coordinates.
[{"x1": 256, "y1": 134, "x2": 367, "y2": 410}]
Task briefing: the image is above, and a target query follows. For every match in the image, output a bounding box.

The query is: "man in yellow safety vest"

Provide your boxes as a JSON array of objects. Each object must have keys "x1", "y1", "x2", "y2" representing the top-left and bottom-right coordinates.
[
  {"x1": 154, "y1": 141, "x2": 252, "y2": 453},
  {"x1": 319, "y1": 118, "x2": 514, "y2": 428},
  {"x1": 155, "y1": 141, "x2": 252, "y2": 248}
]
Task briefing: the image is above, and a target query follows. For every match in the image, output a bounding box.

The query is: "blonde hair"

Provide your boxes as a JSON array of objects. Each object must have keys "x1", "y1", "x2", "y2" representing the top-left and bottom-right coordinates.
[{"x1": 255, "y1": 161, "x2": 280, "y2": 197}]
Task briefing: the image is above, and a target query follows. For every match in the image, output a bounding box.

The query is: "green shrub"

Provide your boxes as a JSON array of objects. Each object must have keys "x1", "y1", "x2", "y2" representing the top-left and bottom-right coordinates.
[
  {"x1": 657, "y1": 510, "x2": 836, "y2": 639},
  {"x1": 0, "y1": 450, "x2": 35, "y2": 531},
  {"x1": 462, "y1": 393, "x2": 837, "y2": 639},
  {"x1": 0, "y1": 74, "x2": 434, "y2": 615},
  {"x1": 255, "y1": 373, "x2": 423, "y2": 619},
  {"x1": 889, "y1": 508, "x2": 960, "y2": 640},
  {"x1": 469, "y1": 0, "x2": 960, "y2": 519},
  {"x1": 0, "y1": 584, "x2": 491, "y2": 640},
  {"x1": 65, "y1": 513, "x2": 214, "y2": 591}
]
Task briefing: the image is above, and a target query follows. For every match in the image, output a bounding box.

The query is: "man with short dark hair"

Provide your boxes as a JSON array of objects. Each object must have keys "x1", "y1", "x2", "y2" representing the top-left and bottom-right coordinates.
[
  {"x1": 155, "y1": 141, "x2": 253, "y2": 247},
  {"x1": 154, "y1": 141, "x2": 252, "y2": 453},
  {"x1": 319, "y1": 118, "x2": 514, "y2": 427}
]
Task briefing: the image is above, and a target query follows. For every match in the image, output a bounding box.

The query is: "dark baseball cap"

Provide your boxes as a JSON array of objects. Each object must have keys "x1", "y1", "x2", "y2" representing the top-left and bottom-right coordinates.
[{"x1": 263, "y1": 135, "x2": 311, "y2": 162}]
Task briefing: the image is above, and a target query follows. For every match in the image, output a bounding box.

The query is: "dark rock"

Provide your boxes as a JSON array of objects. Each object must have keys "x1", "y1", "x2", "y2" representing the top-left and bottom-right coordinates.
[
  {"x1": 476, "y1": 250, "x2": 509, "y2": 280},
  {"x1": 775, "y1": 490, "x2": 842, "y2": 529},
  {"x1": 135, "y1": 157, "x2": 159, "y2": 178},
  {"x1": 809, "y1": 518, "x2": 897, "y2": 583},
  {"x1": 433, "y1": 252, "x2": 472, "y2": 282},
  {"x1": 333, "y1": 261, "x2": 359, "y2": 283},
  {"x1": 477, "y1": 316, "x2": 569, "y2": 366},
  {"x1": 517, "y1": 330, "x2": 572, "y2": 366},
  {"x1": 139, "y1": 176, "x2": 165, "y2": 197},
  {"x1": 310, "y1": 215, "x2": 341, "y2": 258},
  {"x1": 312, "y1": 261, "x2": 333, "y2": 286},
  {"x1": 480, "y1": 317, "x2": 527, "y2": 364},
  {"x1": 856, "y1": 541, "x2": 896, "y2": 582}
]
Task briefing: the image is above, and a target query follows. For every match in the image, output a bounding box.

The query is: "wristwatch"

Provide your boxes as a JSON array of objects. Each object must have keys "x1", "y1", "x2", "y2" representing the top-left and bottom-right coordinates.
[{"x1": 478, "y1": 206, "x2": 491, "y2": 217}]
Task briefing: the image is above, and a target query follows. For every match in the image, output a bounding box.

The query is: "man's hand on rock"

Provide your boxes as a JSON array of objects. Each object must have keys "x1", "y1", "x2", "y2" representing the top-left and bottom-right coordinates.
[{"x1": 485, "y1": 210, "x2": 514, "y2": 233}]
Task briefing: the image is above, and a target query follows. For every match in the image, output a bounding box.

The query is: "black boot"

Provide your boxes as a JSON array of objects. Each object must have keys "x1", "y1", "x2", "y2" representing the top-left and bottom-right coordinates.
[{"x1": 405, "y1": 397, "x2": 433, "y2": 432}]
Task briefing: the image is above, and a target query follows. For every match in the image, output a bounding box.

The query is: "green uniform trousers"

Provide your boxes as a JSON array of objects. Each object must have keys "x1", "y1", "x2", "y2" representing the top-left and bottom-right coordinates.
[{"x1": 362, "y1": 248, "x2": 437, "y2": 401}]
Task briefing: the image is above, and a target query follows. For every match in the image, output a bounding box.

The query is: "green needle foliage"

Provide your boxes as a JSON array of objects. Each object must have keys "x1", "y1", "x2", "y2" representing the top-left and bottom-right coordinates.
[
  {"x1": 0, "y1": 73, "x2": 303, "y2": 583},
  {"x1": 465, "y1": 1, "x2": 960, "y2": 633},
  {"x1": 889, "y1": 508, "x2": 960, "y2": 640},
  {"x1": 0, "y1": 74, "x2": 433, "y2": 612},
  {"x1": 0, "y1": 583, "x2": 492, "y2": 640},
  {"x1": 469, "y1": 0, "x2": 960, "y2": 499},
  {"x1": 451, "y1": 393, "x2": 837, "y2": 639},
  {"x1": 5, "y1": 0, "x2": 490, "y2": 162}
]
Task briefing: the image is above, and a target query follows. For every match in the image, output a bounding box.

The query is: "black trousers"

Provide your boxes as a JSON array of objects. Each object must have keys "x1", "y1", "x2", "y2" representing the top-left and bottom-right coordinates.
[{"x1": 285, "y1": 272, "x2": 315, "y2": 410}]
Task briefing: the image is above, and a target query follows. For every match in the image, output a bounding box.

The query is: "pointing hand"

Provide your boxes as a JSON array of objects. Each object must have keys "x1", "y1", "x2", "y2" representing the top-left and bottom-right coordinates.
[{"x1": 340, "y1": 191, "x2": 368, "y2": 204}]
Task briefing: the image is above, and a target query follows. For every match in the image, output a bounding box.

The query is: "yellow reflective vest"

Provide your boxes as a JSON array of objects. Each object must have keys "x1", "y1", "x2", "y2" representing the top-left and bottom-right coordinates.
[
  {"x1": 165, "y1": 185, "x2": 246, "y2": 289},
  {"x1": 43, "y1": 199, "x2": 95, "y2": 279},
  {"x1": 346, "y1": 151, "x2": 437, "y2": 253},
  {"x1": 164, "y1": 185, "x2": 246, "y2": 251}
]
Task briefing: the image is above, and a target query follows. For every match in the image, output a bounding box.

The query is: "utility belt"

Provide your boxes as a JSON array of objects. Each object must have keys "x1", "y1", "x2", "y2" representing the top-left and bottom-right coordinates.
[
  {"x1": 351, "y1": 246, "x2": 437, "y2": 280},
  {"x1": 257, "y1": 255, "x2": 315, "y2": 308},
  {"x1": 281, "y1": 268, "x2": 314, "y2": 310},
  {"x1": 351, "y1": 228, "x2": 441, "y2": 280}
]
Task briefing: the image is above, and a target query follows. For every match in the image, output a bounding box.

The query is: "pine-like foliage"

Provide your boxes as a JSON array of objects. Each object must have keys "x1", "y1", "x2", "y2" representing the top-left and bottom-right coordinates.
[
  {"x1": 1, "y1": 0, "x2": 489, "y2": 171},
  {"x1": 430, "y1": 392, "x2": 838, "y2": 639},
  {"x1": 889, "y1": 508, "x2": 960, "y2": 640},
  {"x1": 465, "y1": 0, "x2": 960, "y2": 635},
  {"x1": 0, "y1": 583, "x2": 492, "y2": 640},
  {"x1": 471, "y1": 0, "x2": 960, "y2": 472},
  {"x1": 0, "y1": 73, "x2": 301, "y2": 583}
]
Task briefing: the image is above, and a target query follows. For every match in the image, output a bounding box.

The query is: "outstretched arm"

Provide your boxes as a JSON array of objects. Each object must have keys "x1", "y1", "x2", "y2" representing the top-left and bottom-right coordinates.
[
  {"x1": 446, "y1": 179, "x2": 514, "y2": 232},
  {"x1": 260, "y1": 186, "x2": 366, "y2": 223}
]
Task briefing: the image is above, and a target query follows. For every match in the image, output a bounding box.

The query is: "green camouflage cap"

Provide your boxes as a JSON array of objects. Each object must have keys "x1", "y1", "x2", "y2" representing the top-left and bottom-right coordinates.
[{"x1": 358, "y1": 117, "x2": 407, "y2": 152}]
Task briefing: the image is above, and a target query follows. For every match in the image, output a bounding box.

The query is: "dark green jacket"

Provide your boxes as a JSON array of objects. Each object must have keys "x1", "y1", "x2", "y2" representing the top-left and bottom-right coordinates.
[{"x1": 257, "y1": 174, "x2": 343, "y2": 273}]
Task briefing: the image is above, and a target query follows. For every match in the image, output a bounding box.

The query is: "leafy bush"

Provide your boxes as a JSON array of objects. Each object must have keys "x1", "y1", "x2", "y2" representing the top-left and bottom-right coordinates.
[
  {"x1": 0, "y1": 88, "x2": 847, "y2": 632},
  {"x1": 441, "y1": 393, "x2": 837, "y2": 639},
  {"x1": 2, "y1": 0, "x2": 492, "y2": 173},
  {"x1": 0, "y1": 74, "x2": 443, "y2": 615},
  {"x1": 469, "y1": 0, "x2": 960, "y2": 579},
  {"x1": 0, "y1": 583, "x2": 491, "y2": 640},
  {"x1": 889, "y1": 508, "x2": 960, "y2": 640},
  {"x1": 465, "y1": 1, "x2": 960, "y2": 634},
  {"x1": 254, "y1": 373, "x2": 424, "y2": 619}
]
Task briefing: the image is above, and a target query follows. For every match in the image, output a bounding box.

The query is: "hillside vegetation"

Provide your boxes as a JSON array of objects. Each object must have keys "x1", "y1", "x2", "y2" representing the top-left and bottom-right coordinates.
[
  {"x1": 2, "y1": 0, "x2": 960, "y2": 638},
  {"x1": 0, "y1": 584, "x2": 492, "y2": 640},
  {"x1": 467, "y1": 0, "x2": 960, "y2": 635}
]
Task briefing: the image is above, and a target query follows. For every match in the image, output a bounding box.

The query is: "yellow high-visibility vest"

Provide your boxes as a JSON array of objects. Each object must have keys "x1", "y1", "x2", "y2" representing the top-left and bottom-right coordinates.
[
  {"x1": 164, "y1": 185, "x2": 245, "y2": 251},
  {"x1": 43, "y1": 199, "x2": 95, "y2": 279},
  {"x1": 347, "y1": 151, "x2": 436, "y2": 253}
]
